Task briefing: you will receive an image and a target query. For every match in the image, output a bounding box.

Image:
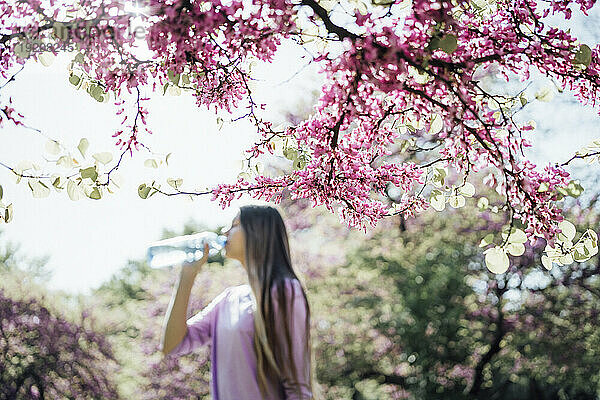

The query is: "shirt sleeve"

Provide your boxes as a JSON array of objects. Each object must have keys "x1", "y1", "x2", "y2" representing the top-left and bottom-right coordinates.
[
  {"x1": 167, "y1": 286, "x2": 231, "y2": 357},
  {"x1": 271, "y1": 280, "x2": 313, "y2": 400}
]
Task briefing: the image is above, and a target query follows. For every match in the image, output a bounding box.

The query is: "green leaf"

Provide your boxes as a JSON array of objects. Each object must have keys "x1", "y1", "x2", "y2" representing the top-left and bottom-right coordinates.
[
  {"x1": 519, "y1": 92, "x2": 527, "y2": 106},
  {"x1": 477, "y1": 196, "x2": 489, "y2": 210},
  {"x1": 138, "y1": 184, "x2": 151, "y2": 199},
  {"x1": 73, "y1": 52, "x2": 85, "y2": 63},
  {"x1": 566, "y1": 180, "x2": 584, "y2": 197},
  {"x1": 541, "y1": 254, "x2": 553, "y2": 270},
  {"x1": 80, "y1": 166, "x2": 98, "y2": 181},
  {"x1": 88, "y1": 85, "x2": 103, "y2": 101},
  {"x1": 237, "y1": 172, "x2": 251, "y2": 181},
  {"x1": 92, "y1": 152, "x2": 113, "y2": 165},
  {"x1": 502, "y1": 227, "x2": 527, "y2": 244},
  {"x1": 535, "y1": 86, "x2": 554, "y2": 102},
  {"x1": 38, "y1": 51, "x2": 55, "y2": 67},
  {"x1": 479, "y1": 233, "x2": 494, "y2": 248},
  {"x1": 28, "y1": 180, "x2": 50, "y2": 198},
  {"x1": 148, "y1": 188, "x2": 159, "y2": 198},
  {"x1": 448, "y1": 194, "x2": 465, "y2": 208},
  {"x1": 69, "y1": 74, "x2": 81, "y2": 86},
  {"x1": 283, "y1": 147, "x2": 298, "y2": 161},
  {"x1": 109, "y1": 172, "x2": 124, "y2": 190},
  {"x1": 4, "y1": 203, "x2": 13, "y2": 223},
  {"x1": 167, "y1": 69, "x2": 180, "y2": 85},
  {"x1": 558, "y1": 253, "x2": 574, "y2": 265},
  {"x1": 78, "y1": 138, "x2": 89, "y2": 159},
  {"x1": 67, "y1": 180, "x2": 80, "y2": 200},
  {"x1": 428, "y1": 36, "x2": 441, "y2": 51},
  {"x1": 507, "y1": 243, "x2": 525, "y2": 256},
  {"x1": 45, "y1": 139, "x2": 61, "y2": 155},
  {"x1": 167, "y1": 178, "x2": 183, "y2": 189},
  {"x1": 430, "y1": 193, "x2": 445, "y2": 211},
  {"x1": 429, "y1": 114, "x2": 443, "y2": 134},
  {"x1": 144, "y1": 159, "x2": 159, "y2": 168},
  {"x1": 457, "y1": 182, "x2": 475, "y2": 197},
  {"x1": 573, "y1": 44, "x2": 592, "y2": 67},
  {"x1": 165, "y1": 152, "x2": 172, "y2": 166},
  {"x1": 537, "y1": 182, "x2": 549, "y2": 192},
  {"x1": 439, "y1": 34, "x2": 458, "y2": 54},
  {"x1": 557, "y1": 220, "x2": 576, "y2": 242},
  {"x1": 484, "y1": 246, "x2": 509, "y2": 274},
  {"x1": 162, "y1": 82, "x2": 169, "y2": 96},
  {"x1": 88, "y1": 186, "x2": 101, "y2": 200}
]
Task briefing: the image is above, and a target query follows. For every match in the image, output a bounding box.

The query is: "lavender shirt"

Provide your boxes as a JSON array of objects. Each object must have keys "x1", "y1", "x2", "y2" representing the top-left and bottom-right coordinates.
[{"x1": 168, "y1": 278, "x2": 312, "y2": 400}]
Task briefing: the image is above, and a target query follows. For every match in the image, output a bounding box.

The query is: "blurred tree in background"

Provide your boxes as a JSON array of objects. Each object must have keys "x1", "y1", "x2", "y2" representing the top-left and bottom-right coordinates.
[
  {"x1": 0, "y1": 286, "x2": 119, "y2": 399},
  {"x1": 310, "y1": 188, "x2": 600, "y2": 399},
  {"x1": 1, "y1": 178, "x2": 598, "y2": 400}
]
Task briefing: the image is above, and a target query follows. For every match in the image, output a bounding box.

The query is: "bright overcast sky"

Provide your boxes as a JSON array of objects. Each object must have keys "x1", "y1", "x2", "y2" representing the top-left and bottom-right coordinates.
[
  {"x1": 0, "y1": 4, "x2": 599, "y2": 295},
  {"x1": 0, "y1": 14, "x2": 322, "y2": 294}
]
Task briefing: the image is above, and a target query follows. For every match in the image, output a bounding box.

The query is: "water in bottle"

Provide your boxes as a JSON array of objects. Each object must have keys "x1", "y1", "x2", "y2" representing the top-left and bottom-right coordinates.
[{"x1": 146, "y1": 231, "x2": 227, "y2": 268}]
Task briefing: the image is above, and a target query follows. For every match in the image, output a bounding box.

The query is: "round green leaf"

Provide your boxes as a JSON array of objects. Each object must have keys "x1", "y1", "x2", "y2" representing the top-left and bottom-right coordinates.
[
  {"x1": 167, "y1": 178, "x2": 183, "y2": 189},
  {"x1": 502, "y1": 227, "x2": 527, "y2": 244},
  {"x1": 38, "y1": 51, "x2": 55, "y2": 67},
  {"x1": 430, "y1": 193, "x2": 445, "y2": 211},
  {"x1": 458, "y1": 182, "x2": 475, "y2": 197},
  {"x1": 558, "y1": 253, "x2": 574, "y2": 265},
  {"x1": 69, "y1": 74, "x2": 81, "y2": 86},
  {"x1": 439, "y1": 34, "x2": 458, "y2": 54},
  {"x1": 507, "y1": 243, "x2": 525, "y2": 256},
  {"x1": 557, "y1": 220, "x2": 576, "y2": 242},
  {"x1": 484, "y1": 247, "x2": 509, "y2": 274},
  {"x1": 477, "y1": 196, "x2": 489, "y2": 210},
  {"x1": 448, "y1": 194, "x2": 465, "y2": 208},
  {"x1": 167, "y1": 85, "x2": 181, "y2": 96},
  {"x1": 541, "y1": 255, "x2": 553, "y2": 270},
  {"x1": 144, "y1": 159, "x2": 159, "y2": 168}
]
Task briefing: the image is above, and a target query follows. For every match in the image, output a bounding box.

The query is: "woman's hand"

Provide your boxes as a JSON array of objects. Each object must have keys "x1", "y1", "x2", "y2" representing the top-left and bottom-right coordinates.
[{"x1": 179, "y1": 242, "x2": 210, "y2": 281}]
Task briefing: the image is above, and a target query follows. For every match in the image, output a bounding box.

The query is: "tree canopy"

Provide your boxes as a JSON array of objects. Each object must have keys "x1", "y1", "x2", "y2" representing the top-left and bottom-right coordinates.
[{"x1": 0, "y1": 1, "x2": 599, "y2": 269}]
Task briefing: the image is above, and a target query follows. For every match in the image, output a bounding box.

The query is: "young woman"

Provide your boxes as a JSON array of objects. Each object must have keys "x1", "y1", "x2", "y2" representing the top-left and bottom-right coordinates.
[{"x1": 160, "y1": 205, "x2": 320, "y2": 400}]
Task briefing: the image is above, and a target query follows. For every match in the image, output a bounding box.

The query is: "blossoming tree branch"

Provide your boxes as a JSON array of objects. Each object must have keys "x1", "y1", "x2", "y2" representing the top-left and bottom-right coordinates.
[{"x1": 0, "y1": 0, "x2": 598, "y2": 273}]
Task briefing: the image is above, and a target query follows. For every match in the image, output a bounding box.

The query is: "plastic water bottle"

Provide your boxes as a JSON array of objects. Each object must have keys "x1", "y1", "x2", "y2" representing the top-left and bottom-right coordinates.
[{"x1": 146, "y1": 231, "x2": 227, "y2": 268}]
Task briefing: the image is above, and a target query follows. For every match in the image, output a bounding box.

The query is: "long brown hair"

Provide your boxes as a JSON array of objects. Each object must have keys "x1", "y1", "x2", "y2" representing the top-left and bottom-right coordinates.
[{"x1": 239, "y1": 204, "x2": 321, "y2": 400}]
